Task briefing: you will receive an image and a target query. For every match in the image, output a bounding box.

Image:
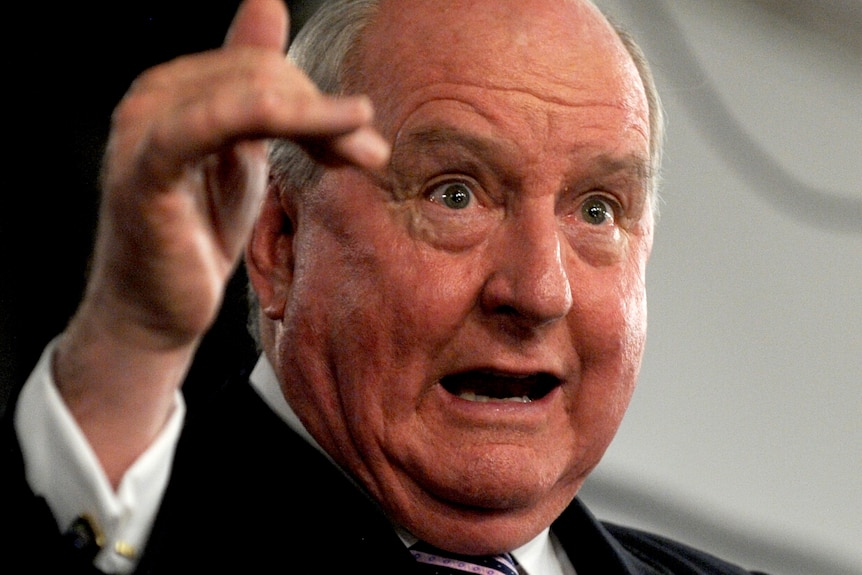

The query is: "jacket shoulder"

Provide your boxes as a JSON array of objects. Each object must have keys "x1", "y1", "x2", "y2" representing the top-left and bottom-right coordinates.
[{"x1": 603, "y1": 522, "x2": 770, "y2": 575}]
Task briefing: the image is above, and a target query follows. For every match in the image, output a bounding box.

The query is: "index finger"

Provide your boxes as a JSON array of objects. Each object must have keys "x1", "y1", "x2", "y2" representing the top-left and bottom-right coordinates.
[{"x1": 225, "y1": 0, "x2": 289, "y2": 52}]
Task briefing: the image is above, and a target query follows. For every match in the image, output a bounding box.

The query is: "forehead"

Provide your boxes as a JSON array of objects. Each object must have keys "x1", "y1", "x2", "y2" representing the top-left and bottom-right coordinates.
[{"x1": 352, "y1": 0, "x2": 648, "y2": 142}]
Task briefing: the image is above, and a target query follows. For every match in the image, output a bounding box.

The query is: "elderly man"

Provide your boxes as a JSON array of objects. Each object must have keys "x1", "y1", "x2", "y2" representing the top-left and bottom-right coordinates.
[{"x1": 6, "y1": 0, "x2": 767, "y2": 573}]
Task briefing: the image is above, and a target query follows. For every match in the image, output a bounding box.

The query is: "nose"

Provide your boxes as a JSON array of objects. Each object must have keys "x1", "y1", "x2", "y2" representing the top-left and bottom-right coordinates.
[{"x1": 480, "y1": 206, "x2": 573, "y2": 329}]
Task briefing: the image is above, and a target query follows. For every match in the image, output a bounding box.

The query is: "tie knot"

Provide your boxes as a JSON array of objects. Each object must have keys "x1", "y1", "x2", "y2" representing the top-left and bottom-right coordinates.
[{"x1": 410, "y1": 540, "x2": 519, "y2": 575}]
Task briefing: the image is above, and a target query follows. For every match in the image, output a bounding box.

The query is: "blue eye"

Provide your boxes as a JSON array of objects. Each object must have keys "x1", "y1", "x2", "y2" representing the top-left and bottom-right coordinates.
[
  {"x1": 429, "y1": 182, "x2": 474, "y2": 210},
  {"x1": 581, "y1": 196, "x2": 616, "y2": 225}
]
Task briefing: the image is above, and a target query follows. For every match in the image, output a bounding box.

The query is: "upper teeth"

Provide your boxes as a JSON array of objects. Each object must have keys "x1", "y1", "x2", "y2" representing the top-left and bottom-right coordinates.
[{"x1": 458, "y1": 391, "x2": 532, "y2": 403}]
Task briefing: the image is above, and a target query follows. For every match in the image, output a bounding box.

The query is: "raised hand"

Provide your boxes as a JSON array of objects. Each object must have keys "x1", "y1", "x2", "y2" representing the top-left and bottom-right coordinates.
[{"x1": 53, "y1": 0, "x2": 389, "y2": 485}]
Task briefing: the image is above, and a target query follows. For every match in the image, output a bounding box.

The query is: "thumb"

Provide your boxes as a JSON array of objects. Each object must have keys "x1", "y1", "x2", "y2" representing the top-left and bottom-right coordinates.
[{"x1": 224, "y1": 0, "x2": 289, "y2": 52}]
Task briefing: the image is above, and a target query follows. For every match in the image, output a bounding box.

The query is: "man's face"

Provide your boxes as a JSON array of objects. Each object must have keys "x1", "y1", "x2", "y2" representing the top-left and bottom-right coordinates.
[{"x1": 270, "y1": 0, "x2": 652, "y2": 554}]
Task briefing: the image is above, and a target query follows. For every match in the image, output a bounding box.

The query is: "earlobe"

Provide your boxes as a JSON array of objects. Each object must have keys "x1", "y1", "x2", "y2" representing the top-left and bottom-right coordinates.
[{"x1": 246, "y1": 182, "x2": 296, "y2": 321}]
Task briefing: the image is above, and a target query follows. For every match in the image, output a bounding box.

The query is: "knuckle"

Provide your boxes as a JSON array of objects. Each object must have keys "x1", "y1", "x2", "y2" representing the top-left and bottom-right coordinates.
[
  {"x1": 244, "y1": 86, "x2": 285, "y2": 127},
  {"x1": 240, "y1": 59, "x2": 301, "y2": 124},
  {"x1": 111, "y1": 87, "x2": 153, "y2": 132}
]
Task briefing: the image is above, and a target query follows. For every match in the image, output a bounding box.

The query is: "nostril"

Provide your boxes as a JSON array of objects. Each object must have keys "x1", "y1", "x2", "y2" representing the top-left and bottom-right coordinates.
[{"x1": 494, "y1": 305, "x2": 519, "y2": 317}]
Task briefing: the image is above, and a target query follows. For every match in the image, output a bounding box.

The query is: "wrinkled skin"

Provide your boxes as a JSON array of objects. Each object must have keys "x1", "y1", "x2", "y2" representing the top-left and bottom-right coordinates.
[{"x1": 248, "y1": 0, "x2": 653, "y2": 555}]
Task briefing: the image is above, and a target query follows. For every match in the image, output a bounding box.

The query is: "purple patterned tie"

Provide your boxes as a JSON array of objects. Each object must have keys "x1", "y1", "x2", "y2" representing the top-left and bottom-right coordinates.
[{"x1": 410, "y1": 540, "x2": 520, "y2": 575}]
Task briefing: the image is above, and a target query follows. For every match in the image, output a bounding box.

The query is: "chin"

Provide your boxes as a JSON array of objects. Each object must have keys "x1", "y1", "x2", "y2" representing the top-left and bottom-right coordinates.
[
  {"x1": 398, "y1": 493, "x2": 572, "y2": 556},
  {"x1": 389, "y1": 457, "x2": 585, "y2": 555}
]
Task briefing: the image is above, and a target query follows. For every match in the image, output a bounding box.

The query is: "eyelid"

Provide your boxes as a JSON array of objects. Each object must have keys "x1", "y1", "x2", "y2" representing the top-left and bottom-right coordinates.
[
  {"x1": 563, "y1": 186, "x2": 615, "y2": 208},
  {"x1": 586, "y1": 190, "x2": 622, "y2": 211},
  {"x1": 424, "y1": 174, "x2": 483, "y2": 200}
]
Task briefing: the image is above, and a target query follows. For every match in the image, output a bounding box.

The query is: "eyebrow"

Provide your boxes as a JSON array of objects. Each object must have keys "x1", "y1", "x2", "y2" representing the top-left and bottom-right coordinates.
[
  {"x1": 580, "y1": 153, "x2": 653, "y2": 184},
  {"x1": 396, "y1": 126, "x2": 509, "y2": 157},
  {"x1": 400, "y1": 125, "x2": 650, "y2": 172},
  {"x1": 373, "y1": 126, "x2": 518, "y2": 194},
  {"x1": 378, "y1": 125, "x2": 652, "y2": 192},
  {"x1": 389, "y1": 126, "x2": 516, "y2": 180}
]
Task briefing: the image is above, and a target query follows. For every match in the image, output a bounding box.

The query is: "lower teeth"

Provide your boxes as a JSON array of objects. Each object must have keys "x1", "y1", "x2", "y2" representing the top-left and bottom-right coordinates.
[{"x1": 458, "y1": 391, "x2": 531, "y2": 403}]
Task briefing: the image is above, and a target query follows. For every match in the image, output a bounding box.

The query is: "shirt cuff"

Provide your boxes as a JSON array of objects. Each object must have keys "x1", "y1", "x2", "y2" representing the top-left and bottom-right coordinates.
[{"x1": 14, "y1": 338, "x2": 186, "y2": 574}]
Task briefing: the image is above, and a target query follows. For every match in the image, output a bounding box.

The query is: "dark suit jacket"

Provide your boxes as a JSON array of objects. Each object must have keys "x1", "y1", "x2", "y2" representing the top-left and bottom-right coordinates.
[{"x1": 2, "y1": 371, "x2": 767, "y2": 574}]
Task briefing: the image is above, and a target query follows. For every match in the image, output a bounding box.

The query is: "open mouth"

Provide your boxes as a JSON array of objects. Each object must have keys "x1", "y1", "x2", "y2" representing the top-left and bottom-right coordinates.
[{"x1": 440, "y1": 371, "x2": 560, "y2": 403}]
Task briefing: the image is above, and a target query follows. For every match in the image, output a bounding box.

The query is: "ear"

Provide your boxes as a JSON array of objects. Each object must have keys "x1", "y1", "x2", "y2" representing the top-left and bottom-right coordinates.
[{"x1": 246, "y1": 181, "x2": 296, "y2": 321}]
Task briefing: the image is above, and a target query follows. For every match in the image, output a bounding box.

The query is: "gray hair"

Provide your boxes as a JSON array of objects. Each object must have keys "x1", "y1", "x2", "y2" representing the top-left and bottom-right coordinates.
[{"x1": 250, "y1": 0, "x2": 665, "y2": 345}]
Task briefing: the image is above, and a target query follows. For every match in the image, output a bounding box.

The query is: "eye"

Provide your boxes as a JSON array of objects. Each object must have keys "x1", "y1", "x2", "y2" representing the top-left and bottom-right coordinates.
[
  {"x1": 428, "y1": 181, "x2": 474, "y2": 210},
  {"x1": 580, "y1": 196, "x2": 616, "y2": 225}
]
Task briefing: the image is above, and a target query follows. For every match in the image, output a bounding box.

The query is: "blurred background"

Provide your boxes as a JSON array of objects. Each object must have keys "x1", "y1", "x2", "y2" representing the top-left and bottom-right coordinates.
[{"x1": 2, "y1": 2, "x2": 859, "y2": 574}]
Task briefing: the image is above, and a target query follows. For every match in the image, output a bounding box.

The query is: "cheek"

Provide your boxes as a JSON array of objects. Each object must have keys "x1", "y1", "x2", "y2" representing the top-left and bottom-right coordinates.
[
  {"x1": 561, "y1": 217, "x2": 651, "y2": 380},
  {"x1": 570, "y1": 261, "x2": 645, "y2": 353},
  {"x1": 567, "y1": 261, "x2": 648, "y2": 427},
  {"x1": 292, "y1": 210, "x2": 482, "y2": 398}
]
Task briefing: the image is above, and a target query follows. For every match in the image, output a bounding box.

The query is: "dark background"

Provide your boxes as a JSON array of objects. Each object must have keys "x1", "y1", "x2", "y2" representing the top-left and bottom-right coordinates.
[{"x1": 1, "y1": 1, "x2": 324, "y2": 413}]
